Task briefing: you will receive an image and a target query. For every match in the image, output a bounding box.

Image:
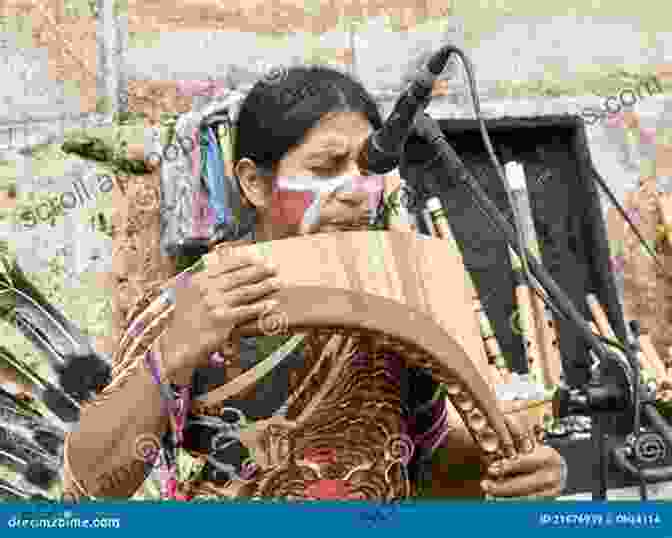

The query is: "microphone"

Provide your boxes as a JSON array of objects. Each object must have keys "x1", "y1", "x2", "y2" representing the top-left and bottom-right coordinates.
[{"x1": 357, "y1": 48, "x2": 455, "y2": 174}]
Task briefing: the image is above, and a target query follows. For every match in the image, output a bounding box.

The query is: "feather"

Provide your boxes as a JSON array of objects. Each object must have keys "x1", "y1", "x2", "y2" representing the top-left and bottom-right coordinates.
[
  {"x1": 0, "y1": 442, "x2": 59, "y2": 490},
  {"x1": 0, "y1": 345, "x2": 80, "y2": 424},
  {"x1": 0, "y1": 404, "x2": 64, "y2": 457},
  {"x1": 0, "y1": 477, "x2": 35, "y2": 500},
  {"x1": 0, "y1": 254, "x2": 111, "y2": 405},
  {"x1": 0, "y1": 379, "x2": 42, "y2": 419}
]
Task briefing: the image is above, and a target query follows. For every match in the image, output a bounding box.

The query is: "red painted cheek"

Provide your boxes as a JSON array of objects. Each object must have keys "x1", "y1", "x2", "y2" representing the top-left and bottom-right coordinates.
[{"x1": 269, "y1": 190, "x2": 316, "y2": 227}]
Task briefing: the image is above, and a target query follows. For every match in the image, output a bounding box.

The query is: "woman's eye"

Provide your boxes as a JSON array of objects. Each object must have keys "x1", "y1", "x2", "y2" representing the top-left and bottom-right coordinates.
[{"x1": 311, "y1": 167, "x2": 334, "y2": 176}]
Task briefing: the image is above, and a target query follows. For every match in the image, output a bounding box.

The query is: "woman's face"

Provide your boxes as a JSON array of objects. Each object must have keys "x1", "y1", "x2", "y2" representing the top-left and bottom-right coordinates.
[{"x1": 236, "y1": 111, "x2": 381, "y2": 241}]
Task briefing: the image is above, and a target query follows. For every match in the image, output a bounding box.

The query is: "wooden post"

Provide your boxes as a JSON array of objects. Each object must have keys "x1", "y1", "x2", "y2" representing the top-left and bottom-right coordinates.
[
  {"x1": 115, "y1": 8, "x2": 129, "y2": 115},
  {"x1": 96, "y1": 0, "x2": 122, "y2": 117}
]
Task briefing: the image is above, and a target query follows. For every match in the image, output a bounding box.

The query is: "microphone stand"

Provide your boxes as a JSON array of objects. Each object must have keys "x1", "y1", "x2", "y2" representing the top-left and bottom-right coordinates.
[{"x1": 411, "y1": 112, "x2": 672, "y2": 499}]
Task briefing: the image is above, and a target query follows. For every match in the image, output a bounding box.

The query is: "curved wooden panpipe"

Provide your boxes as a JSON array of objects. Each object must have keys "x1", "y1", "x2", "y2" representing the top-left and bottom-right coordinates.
[{"x1": 192, "y1": 231, "x2": 522, "y2": 499}]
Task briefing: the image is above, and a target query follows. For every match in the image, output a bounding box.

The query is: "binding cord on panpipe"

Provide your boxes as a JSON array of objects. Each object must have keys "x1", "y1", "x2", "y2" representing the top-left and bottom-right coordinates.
[
  {"x1": 504, "y1": 162, "x2": 563, "y2": 391},
  {"x1": 424, "y1": 197, "x2": 512, "y2": 386}
]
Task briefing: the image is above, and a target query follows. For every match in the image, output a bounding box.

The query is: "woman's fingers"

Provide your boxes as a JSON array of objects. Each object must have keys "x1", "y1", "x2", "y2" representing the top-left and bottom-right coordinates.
[
  {"x1": 502, "y1": 411, "x2": 536, "y2": 454},
  {"x1": 482, "y1": 466, "x2": 560, "y2": 498},
  {"x1": 488, "y1": 448, "x2": 556, "y2": 479},
  {"x1": 205, "y1": 253, "x2": 269, "y2": 278},
  {"x1": 208, "y1": 263, "x2": 277, "y2": 294},
  {"x1": 215, "y1": 278, "x2": 282, "y2": 308},
  {"x1": 213, "y1": 299, "x2": 279, "y2": 325}
]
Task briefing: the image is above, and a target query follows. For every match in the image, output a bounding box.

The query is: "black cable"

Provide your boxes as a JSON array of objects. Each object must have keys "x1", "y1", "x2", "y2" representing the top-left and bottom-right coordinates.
[
  {"x1": 588, "y1": 163, "x2": 670, "y2": 278},
  {"x1": 628, "y1": 320, "x2": 648, "y2": 500}
]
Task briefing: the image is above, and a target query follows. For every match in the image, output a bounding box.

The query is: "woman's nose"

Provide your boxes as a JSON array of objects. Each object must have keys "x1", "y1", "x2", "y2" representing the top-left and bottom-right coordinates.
[
  {"x1": 348, "y1": 159, "x2": 367, "y2": 178},
  {"x1": 330, "y1": 160, "x2": 365, "y2": 199},
  {"x1": 333, "y1": 186, "x2": 369, "y2": 207}
]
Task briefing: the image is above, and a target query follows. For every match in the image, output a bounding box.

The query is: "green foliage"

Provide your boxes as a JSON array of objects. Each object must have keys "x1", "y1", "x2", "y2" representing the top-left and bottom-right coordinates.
[
  {"x1": 128, "y1": 32, "x2": 161, "y2": 49},
  {"x1": 114, "y1": 0, "x2": 129, "y2": 17},
  {"x1": 95, "y1": 96, "x2": 113, "y2": 115},
  {"x1": 64, "y1": 0, "x2": 95, "y2": 19},
  {"x1": 303, "y1": 0, "x2": 322, "y2": 19},
  {"x1": 114, "y1": 110, "x2": 146, "y2": 125},
  {"x1": 493, "y1": 65, "x2": 672, "y2": 100}
]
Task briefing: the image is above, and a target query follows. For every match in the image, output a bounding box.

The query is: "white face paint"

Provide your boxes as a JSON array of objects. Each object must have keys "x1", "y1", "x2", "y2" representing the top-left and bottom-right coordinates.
[{"x1": 271, "y1": 174, "x2": 385, "y2": 229}]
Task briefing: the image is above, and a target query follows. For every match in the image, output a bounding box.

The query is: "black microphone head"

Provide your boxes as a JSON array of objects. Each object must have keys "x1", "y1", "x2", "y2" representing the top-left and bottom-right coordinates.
[
  {"x1": 356, "y1": 137, "x2": 400, "y2": 176},
  {"x1": 629, "y1": 320, "x2": 641, "y2": 336},
  {"x1": 24, "y1": 461, "x2": 58, "y2": 489},
  {"x1": 426, "y1": 47, "x2": 456, "y2": 75}
]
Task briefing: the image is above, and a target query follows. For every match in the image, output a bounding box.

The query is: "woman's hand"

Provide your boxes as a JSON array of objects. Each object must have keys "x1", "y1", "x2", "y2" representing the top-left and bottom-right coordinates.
[
  {"x1": 161, "y1": 252, "x2": 281, "y2": 384},
  {"x1": 482, "y1": 414, "x2": 567, "y2": 499}
]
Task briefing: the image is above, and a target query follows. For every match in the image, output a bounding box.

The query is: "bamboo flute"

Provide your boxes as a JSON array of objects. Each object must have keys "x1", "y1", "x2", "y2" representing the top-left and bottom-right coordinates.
[
  {"x1": 505, "y1": 162, "x2": 563, "y2": 390},
  {"x1": 424, "y1": 197, "x2": 512, "y2": 385}
]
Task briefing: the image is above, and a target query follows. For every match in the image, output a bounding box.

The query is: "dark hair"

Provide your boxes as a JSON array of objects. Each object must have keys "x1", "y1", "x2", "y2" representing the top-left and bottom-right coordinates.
[{"x1": 232, "y1": 66, "x2": 383, "y2": 174}]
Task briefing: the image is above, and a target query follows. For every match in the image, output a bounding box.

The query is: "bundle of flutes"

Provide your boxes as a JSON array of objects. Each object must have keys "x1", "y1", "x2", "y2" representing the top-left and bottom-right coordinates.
[
  {"x1": 586, "y1": 294, "x2": 672, "y2": 401},
  {"x1": 504, "y1": 162, "x2": 563, "y2": 391},
  {"x1": 423, "y1": 197, "x2": 513, "y2": 386}
]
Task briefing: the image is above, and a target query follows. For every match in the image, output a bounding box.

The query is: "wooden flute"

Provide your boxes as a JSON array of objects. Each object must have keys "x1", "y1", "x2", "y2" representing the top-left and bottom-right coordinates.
[
  {"x1": 505, "y1": 161, "x2": 563, "y2": 390},
  {"x1": 424, "y1": 197, "x2": 512, "y2": 385}
]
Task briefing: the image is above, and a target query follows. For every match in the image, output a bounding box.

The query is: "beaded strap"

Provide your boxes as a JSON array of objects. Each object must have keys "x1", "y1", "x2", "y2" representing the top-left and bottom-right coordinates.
[{"x1": 143, "y1": 334, "x2": 192, "y2": 499}]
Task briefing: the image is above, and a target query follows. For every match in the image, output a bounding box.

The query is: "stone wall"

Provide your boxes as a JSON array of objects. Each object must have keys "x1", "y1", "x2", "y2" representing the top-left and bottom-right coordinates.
[{"x1": 4, "y1": 0, "x2": 672, "y2": 361}]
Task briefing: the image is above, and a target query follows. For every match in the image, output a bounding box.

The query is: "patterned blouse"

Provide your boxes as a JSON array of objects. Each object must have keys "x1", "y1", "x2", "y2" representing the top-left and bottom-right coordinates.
[{"x1": 87, "y1": 242, "x2": 449, "y2": 501}]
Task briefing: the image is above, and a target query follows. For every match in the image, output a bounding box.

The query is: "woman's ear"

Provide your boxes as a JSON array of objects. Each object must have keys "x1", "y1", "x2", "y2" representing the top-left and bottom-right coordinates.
[{"x1": 235, "y1": 158, "x2": 274, "y2": 211}]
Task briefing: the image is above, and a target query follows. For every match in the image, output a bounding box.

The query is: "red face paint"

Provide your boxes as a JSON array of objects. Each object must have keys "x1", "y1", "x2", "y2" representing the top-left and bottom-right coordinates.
[{"x1": 268, "y1": 175, "x2": 385, "y2": 228}]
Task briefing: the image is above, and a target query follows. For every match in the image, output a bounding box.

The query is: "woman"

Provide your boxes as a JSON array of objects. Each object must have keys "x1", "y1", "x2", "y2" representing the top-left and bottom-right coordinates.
[{"x1": 63, "y1": 65, "x2": 566, "y2": 501}]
